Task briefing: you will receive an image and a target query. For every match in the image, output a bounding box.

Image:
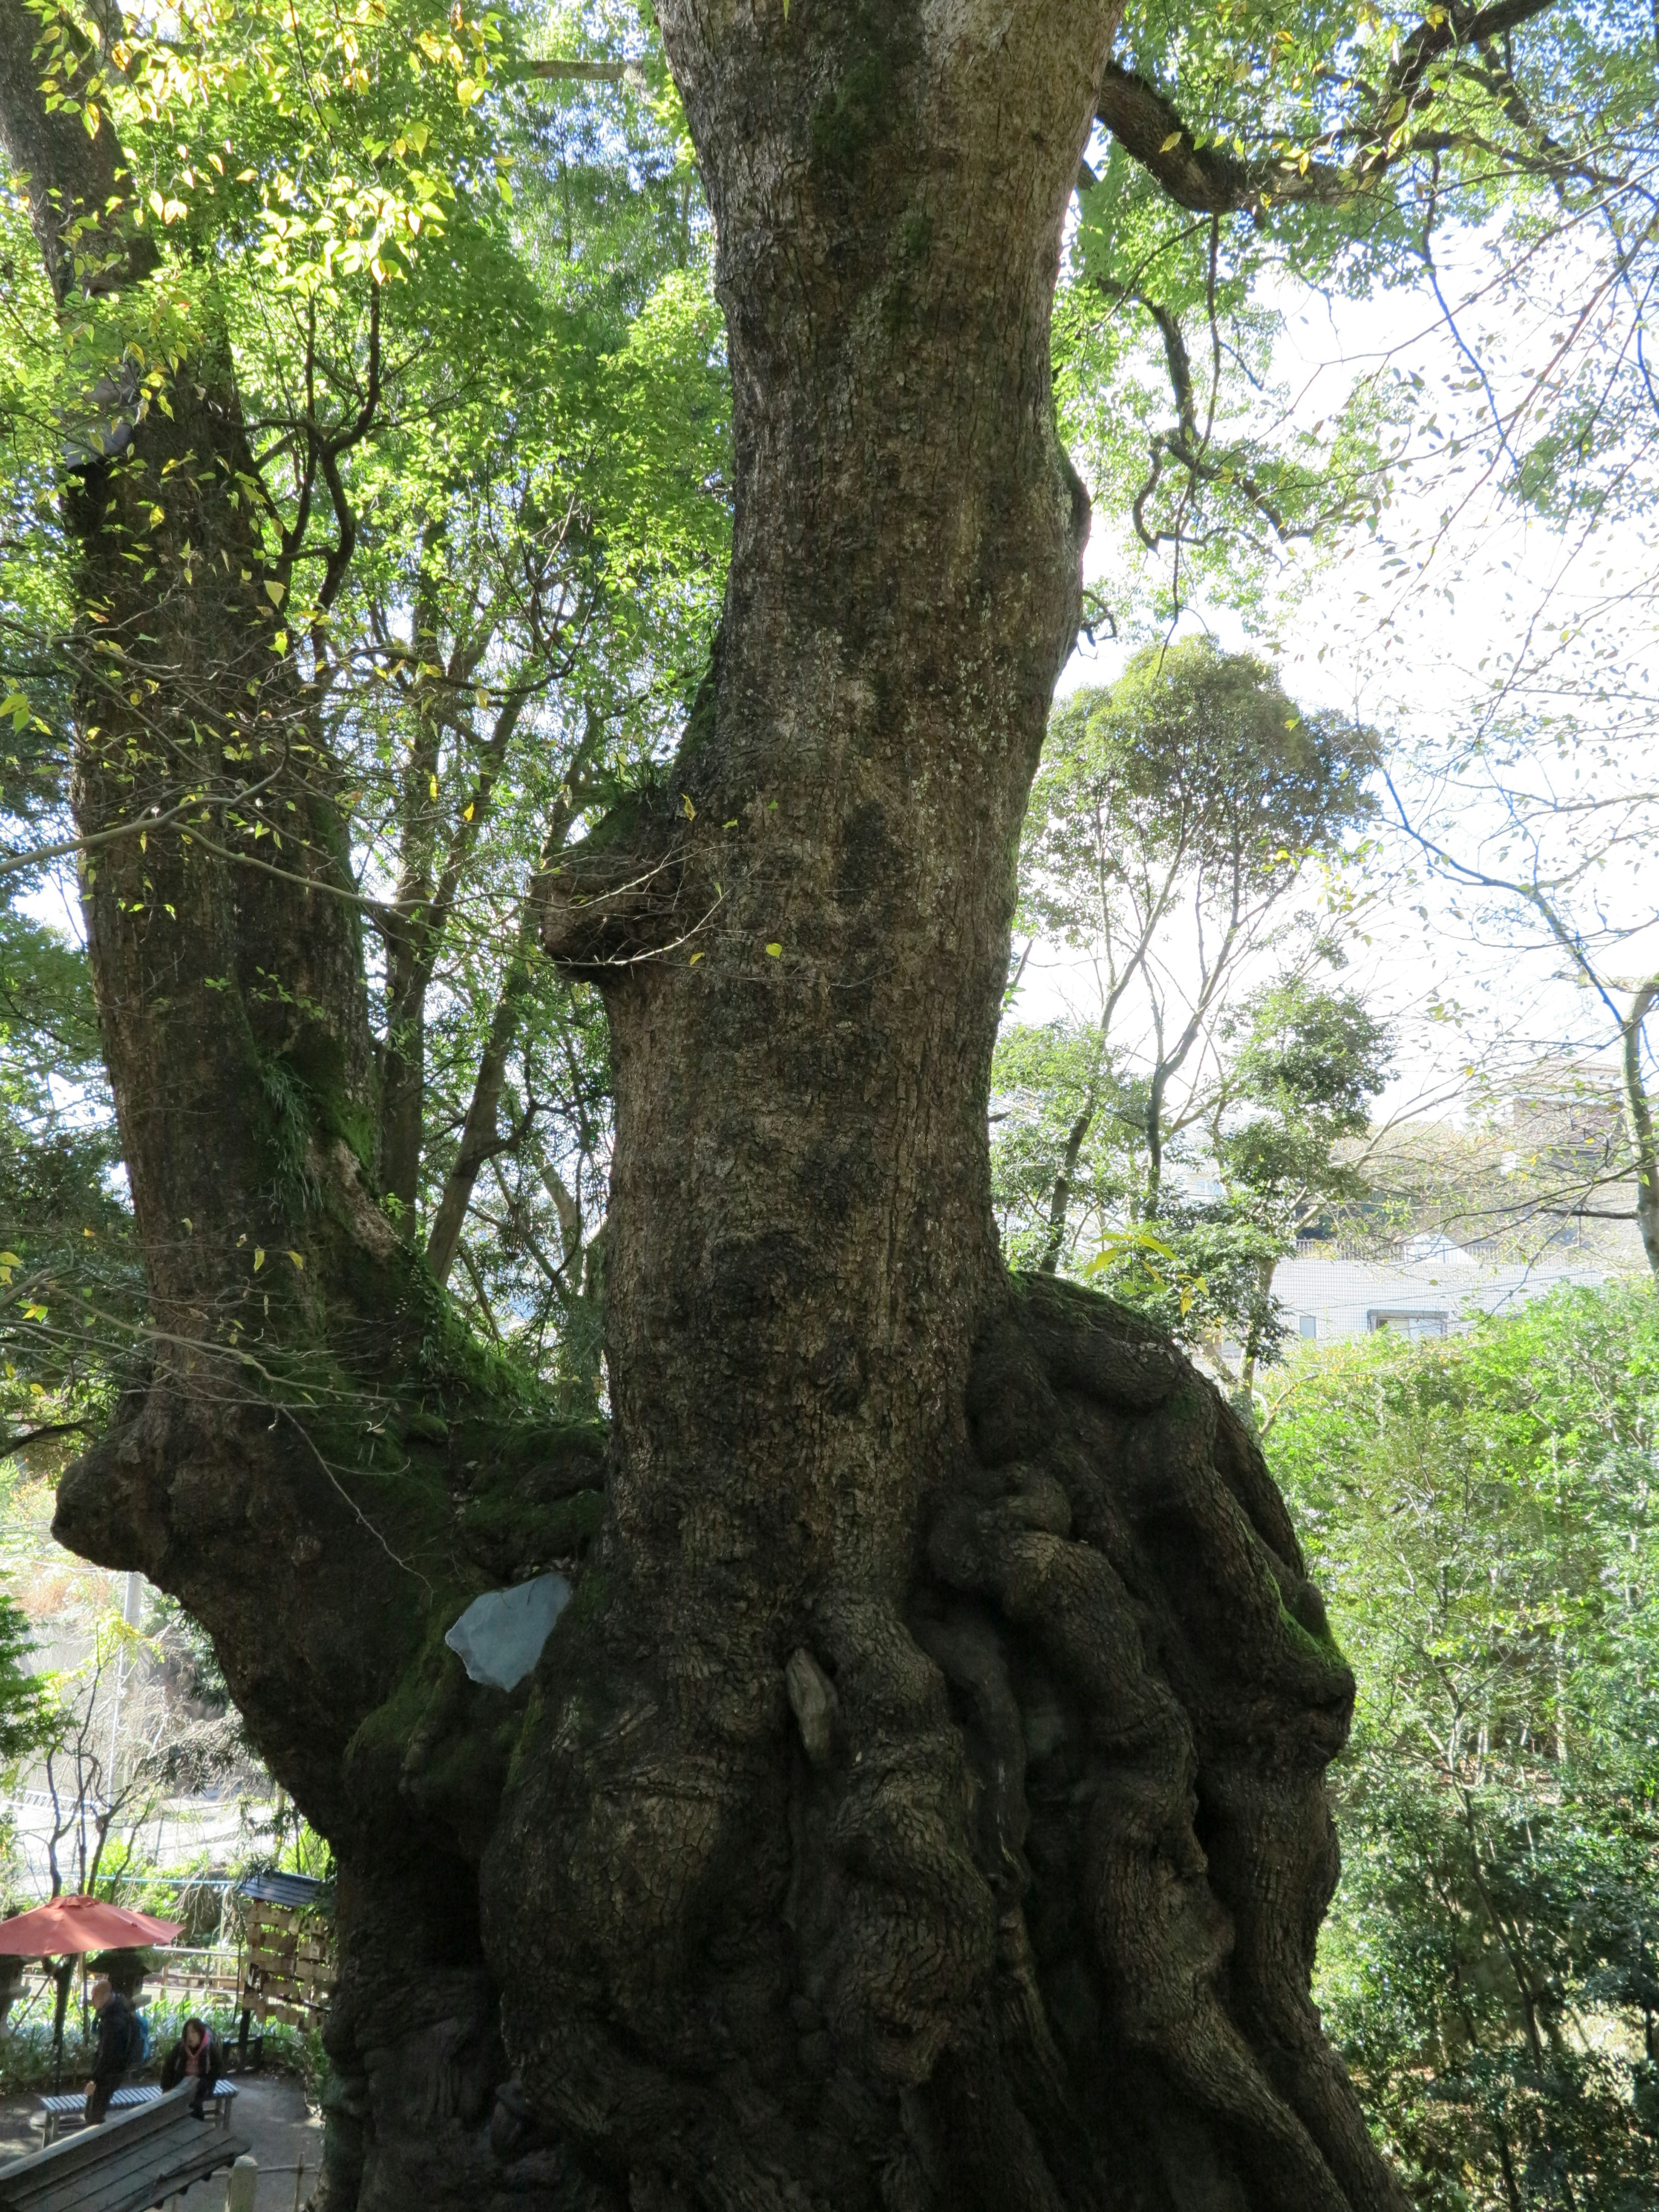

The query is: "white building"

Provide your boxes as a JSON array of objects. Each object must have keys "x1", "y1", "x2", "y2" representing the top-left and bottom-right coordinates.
[{"x1": 1272, "y1": 1233, "x2": 1627, "y2": 1347}]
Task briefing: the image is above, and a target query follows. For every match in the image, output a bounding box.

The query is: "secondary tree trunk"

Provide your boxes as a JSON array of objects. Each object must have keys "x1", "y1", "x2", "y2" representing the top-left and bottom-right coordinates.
[
  {"x1": 6, "y1": 2, "x2": 1406, "y2": 2206},
  {"x1": 1, "y1": 11, "x2": 599, "y2": 2205}
]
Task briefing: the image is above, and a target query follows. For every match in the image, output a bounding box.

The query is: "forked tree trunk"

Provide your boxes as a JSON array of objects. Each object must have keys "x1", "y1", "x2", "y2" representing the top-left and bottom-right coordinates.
[
  {"x1": 5, "y1": 1, "x2": 1405, "y2": 2206},
  {"x1": 483, "y1": 7, "x2": 1404, "y2": 2209}
]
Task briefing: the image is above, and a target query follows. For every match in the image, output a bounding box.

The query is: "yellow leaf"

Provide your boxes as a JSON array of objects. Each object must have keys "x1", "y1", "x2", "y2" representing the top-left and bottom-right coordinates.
[
  {"x1": 680, "y1": 793, "x2": 696, "y2": 819},
  {"x1": 1159, "y1": 130, "x2": 1182, "y2": 152},
  {"x1": 688, "y1": 951, "x2": 703, "y2": 965},
  {"x1": 0, "y1": 1253, "x2": 19, "y2": 1268},
  {"x1": 429, "y1": 772, "x2": 439, "y2": 800},
  {"x1": 765, "y1": 942, "x2": 782, "y2": 957},
  {"x1": 288, "y1": 1250, "x2": 305, "y2": 1270},
  {"x1": 252, "y1": 1247, "x2": 265, "y2": 1272},
  {"x1": 264, "y1": 578, "x2": 285, "y2": 605}
]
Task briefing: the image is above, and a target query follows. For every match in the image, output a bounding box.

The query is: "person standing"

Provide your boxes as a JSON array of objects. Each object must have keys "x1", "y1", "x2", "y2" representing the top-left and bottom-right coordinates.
[
  {"x1": 160, "y1": 2016, "x2": 225, "y2": 2120},
  {"x1": 83, "y1": 1977, "x2": 138, "y2": 2124}
]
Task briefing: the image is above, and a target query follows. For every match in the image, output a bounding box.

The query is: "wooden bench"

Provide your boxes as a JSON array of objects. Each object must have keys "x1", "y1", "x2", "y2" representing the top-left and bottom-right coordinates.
[
  {"x1": 0, "y1": 2082, "x2": 250, "y2": 2212},
  {"x1": 37, "y1": 2083, "x2": 237, "y2": 2147}
]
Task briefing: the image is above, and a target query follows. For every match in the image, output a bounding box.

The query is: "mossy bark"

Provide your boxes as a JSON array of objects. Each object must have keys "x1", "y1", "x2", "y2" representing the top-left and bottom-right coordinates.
[
  {"x1": 6, "y1": 2, "x2": 1405, "y2": 2206},
  {"x1": 481, "y1": 6, "x2": 1405, "y2": 2209}
]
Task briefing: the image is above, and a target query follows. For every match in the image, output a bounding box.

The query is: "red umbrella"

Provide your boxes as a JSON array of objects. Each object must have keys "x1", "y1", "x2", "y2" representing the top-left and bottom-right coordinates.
[{"x1": 0, "y1": 1894, "x2": 182, "y2": 1955}]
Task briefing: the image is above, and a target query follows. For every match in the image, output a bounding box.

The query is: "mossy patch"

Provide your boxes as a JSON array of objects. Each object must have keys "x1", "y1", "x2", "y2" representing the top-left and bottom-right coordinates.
[
  {"x1": 462, "y1": 1482, "x2": 601, "y2": 1558},
  {"x1": 808, "y1": 5, "x2": 919, "y2": 179},
  {"x1": 1276, "y1": 1588, "x2": 1347, "y2": 1670}
]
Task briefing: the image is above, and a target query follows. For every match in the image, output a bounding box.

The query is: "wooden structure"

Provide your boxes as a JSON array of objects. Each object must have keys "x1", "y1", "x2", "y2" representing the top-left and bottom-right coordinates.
[
  {"x1": 0, "y1": 2082, "x2": 250, "y2": 2212},
  {"x1": 232, "y1": 1879, "x2": 332, "y2": 2036}
]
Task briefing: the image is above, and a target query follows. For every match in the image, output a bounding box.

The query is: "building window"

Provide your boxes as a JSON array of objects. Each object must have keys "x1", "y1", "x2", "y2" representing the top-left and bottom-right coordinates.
[
  {"x1": 1367, "y1": 1309, "x2": 1448, "y2": 1341},
  {"x1": 1297, "y1": 1314, "x2": 1318, "y2": 1340}
]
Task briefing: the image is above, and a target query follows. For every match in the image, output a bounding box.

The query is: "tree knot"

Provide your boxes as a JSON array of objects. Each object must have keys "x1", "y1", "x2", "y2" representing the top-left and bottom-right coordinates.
[{"x1": 539, "y1": 790, "x2": 694, "y2": 976}]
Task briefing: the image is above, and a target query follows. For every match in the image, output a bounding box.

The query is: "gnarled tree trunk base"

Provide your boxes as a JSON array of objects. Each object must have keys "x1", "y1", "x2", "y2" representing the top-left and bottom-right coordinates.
[
  {"x1": 480, "y1": 1273, "x2": 1399, "y2": 2212},
  {"x1": 55, "y1": 1274, "x2": 1391, "y2": 2211}
]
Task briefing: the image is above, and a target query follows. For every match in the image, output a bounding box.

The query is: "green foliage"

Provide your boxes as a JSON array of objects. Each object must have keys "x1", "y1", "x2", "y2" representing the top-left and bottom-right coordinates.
[
  {"x1": 1057, "y1": 0, "x2": 1659, "y2": 633},
  {"x1": 1166, "y1": 975, "x2": 1395, "y2": 1384},
  {"x1": 0, "y1": 903, "x2": 140, "y2": 1456},
  {"x1": 0, "y1": 0, "x2": 734, "y2": 1406},
  {"x1": 0, "y1": 1588, "x2": 53, "y2": 1767},
  {"x1": 995, "y1": 642, "x2": 1388, "y2": 1371},
  {"x1": 1269, "y1": 1285, "x2": 1659, "y2": 2209},
  {"x1": 992, "y1": 1020, "x2": 1139, "y2": 1271},
  {"x1": 1019, "y1": 640, "x2": 1379, "y2": 950}
]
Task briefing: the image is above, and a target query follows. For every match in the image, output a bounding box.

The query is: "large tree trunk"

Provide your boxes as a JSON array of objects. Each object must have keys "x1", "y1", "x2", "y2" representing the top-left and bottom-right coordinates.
[
  {"x1": 483, "y1": 7, "x2": 1404, "y2": 2209},
  {"x1": 6, "y1": 1, "x2": 1405, "y2": 2206}
]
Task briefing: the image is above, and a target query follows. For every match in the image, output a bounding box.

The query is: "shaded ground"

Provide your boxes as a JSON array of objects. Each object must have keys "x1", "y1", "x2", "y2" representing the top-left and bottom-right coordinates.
[{"x1": 0, "y1": 2070, "x2": 324, "y2": 2207}]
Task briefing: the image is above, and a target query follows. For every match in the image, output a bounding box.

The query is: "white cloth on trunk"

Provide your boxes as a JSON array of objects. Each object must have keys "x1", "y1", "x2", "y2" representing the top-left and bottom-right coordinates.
[{"x1": 444, "y1": 1574, "x2": 572, "y2": 1691}]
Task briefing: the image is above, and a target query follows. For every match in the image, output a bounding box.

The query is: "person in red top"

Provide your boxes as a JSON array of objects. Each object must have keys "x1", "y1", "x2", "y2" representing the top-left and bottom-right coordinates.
[{"x1": 160, "y1": 2017, "x2": 224, "y2": 2120}]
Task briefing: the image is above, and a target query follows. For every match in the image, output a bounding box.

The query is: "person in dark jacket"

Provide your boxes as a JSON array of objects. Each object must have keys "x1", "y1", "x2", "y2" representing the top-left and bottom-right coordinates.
[
  {"x1": 83, "y1": 1977, "x2": 139, "y2": 2123},
  {"x1": 160, "y1": 2016, "x2": 225, "y2": 2119}
]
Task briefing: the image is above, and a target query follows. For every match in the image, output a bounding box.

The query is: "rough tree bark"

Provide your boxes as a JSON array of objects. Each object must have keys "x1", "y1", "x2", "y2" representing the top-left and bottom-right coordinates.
[
  {"x1": 483, "y1": 6, "x2": 1405, "y2": 2209},
  {"x1": 1, "y1": 9, "x2": 604, "y2": 2206},
  {"x1": 5, "y1": 2, "x2": 1406, "y2": 2207}
]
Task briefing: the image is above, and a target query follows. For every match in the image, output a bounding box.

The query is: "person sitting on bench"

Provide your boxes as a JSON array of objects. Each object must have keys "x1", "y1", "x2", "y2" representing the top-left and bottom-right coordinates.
[
  {"x1": 160, "y1": 2016, "x2": 225, "y2": 2120},
  {"x1": 83, "y1": 1977, "x2": 139, "y2": 2124}
]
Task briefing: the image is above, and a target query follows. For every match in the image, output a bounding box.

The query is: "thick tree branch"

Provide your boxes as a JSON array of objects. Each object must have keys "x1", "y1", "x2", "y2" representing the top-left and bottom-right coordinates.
[{"x1": 1097, "y1": 0, "x2": 1560, "y2": 215}]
